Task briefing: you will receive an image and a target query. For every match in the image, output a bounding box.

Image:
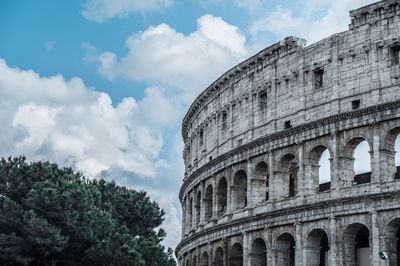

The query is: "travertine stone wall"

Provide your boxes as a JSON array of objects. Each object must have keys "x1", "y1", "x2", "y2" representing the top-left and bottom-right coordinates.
[{"x1": 176, "y1": 1, "x2": 400, "y2": 266}]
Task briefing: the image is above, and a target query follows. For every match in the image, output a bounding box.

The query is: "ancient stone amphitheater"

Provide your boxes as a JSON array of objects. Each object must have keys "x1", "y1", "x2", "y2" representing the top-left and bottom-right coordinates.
[{"x1": 175, "y1": 1, "x2": 400, "y2": 265}]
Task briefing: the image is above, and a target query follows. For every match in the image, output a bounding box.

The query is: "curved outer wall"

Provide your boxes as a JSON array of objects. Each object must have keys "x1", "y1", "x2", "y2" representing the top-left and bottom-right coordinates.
[{"x1": 177, "y1": 1, "x2": 400, "y2": 265}]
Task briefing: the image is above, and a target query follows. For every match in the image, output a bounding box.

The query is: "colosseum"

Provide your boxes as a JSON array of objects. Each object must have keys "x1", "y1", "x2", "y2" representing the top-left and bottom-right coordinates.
[{"x1": 175, "y1": 1, "x2": 400, "y2": 265}]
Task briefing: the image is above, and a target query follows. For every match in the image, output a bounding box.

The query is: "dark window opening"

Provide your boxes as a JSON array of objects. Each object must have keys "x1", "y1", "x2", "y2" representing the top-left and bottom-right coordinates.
[
  {"x1": 314, "y1": 68, "x2": 324, "y2": 89},
  {"x1": 284, "y1": 120, "x2": 292, "y2": 129},
  {"x1": 395, "y1": 166, "x2": 400, "y2": 179},
  {"x1": 289, "y1": 174, "x2": 295, "y2": 197},
  {"x1": 222, "y1": 112, "x2": 227, "y2": 130},
  {"x1": 259, "y1": 92, "x2": 268, "y2": 110},
  {"x1": 352, "y1": 99, "x2": 361, "y2": 110},
  {"x1": 238, "y1": 139, "x2": 243, "y2": 146},
  {"x1": 199, "y1": 129, "x2": 204, "y2": 146},
  {"x1": 209, "y1": 156, "x2": 213, "y2": 162},
  {"x1": 390, "y1": 45, "x2": 400, "y2": 65}
]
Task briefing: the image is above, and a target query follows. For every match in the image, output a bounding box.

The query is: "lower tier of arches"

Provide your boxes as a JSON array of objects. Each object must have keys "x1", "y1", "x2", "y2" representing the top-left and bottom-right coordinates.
[{"x1": 177, "y1": 192, "x2": 400, "y2": 266}]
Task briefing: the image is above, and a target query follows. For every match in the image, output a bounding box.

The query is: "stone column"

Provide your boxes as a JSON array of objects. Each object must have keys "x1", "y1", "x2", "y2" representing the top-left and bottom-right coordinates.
[
  {"x1": 330, "y1": 133, "x2": 340, "y2": 196},
  {"x1": 200, "y1": 182, "x2": 205, "y2": 225},
  {"x1": 247, "y1": 159, "x2": 255, "y2": 207},
  {"x1": 226, "y1": 168, "x2": 232, "y2": 214},
  {"x1": 297, "y1": 142, "x2": 305, "y2": 196},
  {"x1": 182, "y1": 198, "x2": 186, "y2": 237},
  {"x1": 295, "y1": 222, "x2": 303, "y2": 265},
  {"x1": 371, "y1": 126, "x2": 381, "y2": 183},
  {"x1": 371, "y1": 211, "x2": 381, "y2": 266},
  {"x1": 268, "y1": 152, "x2": 275, "y2": 200},
  {"x1": 243, "y1": 232, "x2": 250, "y2": 266},
  {"x1": 212, "y1": 177, "x2": 218, "y2": 220},
  {"x1": 329, "y1": 215, "x2": 337, "y2": 266}
]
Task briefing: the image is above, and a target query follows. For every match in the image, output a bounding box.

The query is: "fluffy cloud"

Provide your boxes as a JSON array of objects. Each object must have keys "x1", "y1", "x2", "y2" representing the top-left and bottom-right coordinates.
[
  {"x1": 82, "y1": 0, "x2": 173, "y2": 22},
  {"x1": 0, "y1": 58, "x2": 169, "y2": 178},
  {"x1": 97, "y1": 14, "x2": 248, "y2": 100},
  {"x1": 250, "y1": 0, "x2": 378, "y2": 44}
]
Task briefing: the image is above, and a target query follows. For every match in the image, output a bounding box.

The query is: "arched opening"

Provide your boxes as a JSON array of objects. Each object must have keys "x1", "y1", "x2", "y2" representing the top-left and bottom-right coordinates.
[
  {"x1": 214, "y1": 247, "x2": 224, "y2": 266},
  {"x1": 384, "y1": 128, "x2": 400, "y2": 179},
  {"x1": 343, "y1": 223, "x2": 371, "y2": 266},
  {"x1": 189, "y1": 197, "x2": 193, "y2": 229},
  {"x1": 186, "y1": 258, "x2": 190, "y2": 266},
  {"x1": 305, "y1": 229, "x2": 329, "y2": 266},
  {"x1": 278, "y1": 154, "x2": 298, "y2": 198},
  {"x1": 196, "y1": 191, "x2": 201, "y2": 226},
  {"x1": 201, "y1": 251, "x2": 209, "y2": 266},
  {"x1": 309, "y1": 146, "x2": 331, "y2": 192},
  {"x1": 230, "y1": 243, "x2": 243, "y2": 266},
  {"x1": 204, "y1": 185, "x2": 213, "y2": 222},
  {"x1": 251, "y1": 238, "x2": 267, "y2": 266},
  {"x1": 217, "y1": 177, "x2": 228, "y2": 217},
  {"x1": 385, "y1": 218, "x2": 400, "y2": 265},
  {"x1": 193, "y1": 255, "x2": 197, "y2": 266},
  {"x1": 253, "y1": 161, "x2": 269, "y2": 204},
  {"x1": 275, "y1": 233, "x2": 295, "y2": 266},
  {"x1": 343, "y1": 138, "x2": 371, "y2": 185},
  {"x1": 232, "y1": 170, "x2": 247, "y2": 211}
]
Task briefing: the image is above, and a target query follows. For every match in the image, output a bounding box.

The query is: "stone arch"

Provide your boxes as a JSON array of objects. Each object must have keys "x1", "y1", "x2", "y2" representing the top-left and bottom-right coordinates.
[
  {"x1": 385, "y1": 218, "x2": 400, "y2": 265},
  {"x1": 204, "y1": 185, "x2": 213, "y2": 222},
  {"x1": 196, "y1": 191, "x2": 201, "y2": 226},
  {"x1": 253, "y1": 161, "x2": 269, "y2": 205},
  {"x1": 250, "y1": 238, "x2": 267, "y2": 266},
  {"x1": 305, "y1": 228, "x2": 329, "y2": 266},
  {"x1": 382, "y1": 126, "x2": 400, "y2": 179},
  {"x1": 277, "y1": 154, "x2": 298, "y2": 198},
  {"x1": 217, "y1": 177, "x2": 228, "y2": 217},
  {"x1": 214, "y1": 246, "x2": 224, "y2": 266},
  {"x1": 201, "y1": 251, "x2": 209, "y2": 266},
  {"x1": 342, "y1": 223, "x2": 371, "y2": 266},
  {"x1": 232, "y1": 170, "x2": 247, "y2": 211},
  {"x1": 230, "y1": 242, "x2": 243, "y2": 266},
  {"x1": 308, "y1": 145, "x2": 331, "y2": 192},
  {"x1": 342, "y1": 137, "x2": 372, "y2": 186},
  {"x1": 275, "y1": 232, "x2": 295, "y2": 266}
]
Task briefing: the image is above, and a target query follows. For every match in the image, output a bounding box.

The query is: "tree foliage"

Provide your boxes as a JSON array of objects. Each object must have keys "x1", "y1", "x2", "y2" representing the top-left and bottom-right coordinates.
[{"x1": 0, "y1": 156, "x2": 176, "y2": 266}]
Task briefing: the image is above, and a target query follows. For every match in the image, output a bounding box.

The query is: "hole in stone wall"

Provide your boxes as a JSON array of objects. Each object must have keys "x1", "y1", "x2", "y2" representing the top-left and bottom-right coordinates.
[
  {"x1": 314, "y1": 68, "x2": 324, "y2": 89},
  {"x1": 352, "y1": 99, "x2": 361, "y2": 110},
  {"x1": 390, "y1": 45, "x2": 400, "y2": 65},
  {"x1": 284, "y1": 121, "x2": 292, "y2": 129}
]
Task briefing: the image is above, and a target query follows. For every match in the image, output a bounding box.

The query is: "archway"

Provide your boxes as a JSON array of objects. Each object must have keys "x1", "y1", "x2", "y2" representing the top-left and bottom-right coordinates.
[
  {"x1": 275, "y1": 233, "x2": 295, "y2": 266},
  {"x1": 384, "y1": 128, "x2": 400, "y2": 179},
  {"x1": 232, "y1": 170, "x2": 247, "y2": 211},
  {"x1": 230, "y1": 243, "x2": 243, "y2": 266},
  {"x1": 253, "y1": 161, "x2": 269, "y2": 204},
  {"x1": 217, "y1": 177, "x2": 228, "y2": 217},
  {"x1": 278, "y1": 154, "x2": 298, "y2": 198},
  {"x1": 201, "y1": 251, "x2": 209, "y2": 266},
  {"x1": 189, "y1": 197, "x2": 193, "y2": 229},
  {"x1": 193, "y1": 255, "x2": 197, "y2": 266},
  {"x1": 343, "y1": 138, "x2": 371, "y2": 185},
  {"x1": 386, "y1": 218, "x2": 400, "y2": 265},
  {"x1": 204, "y1": 185, "x2": 213, "y2": 222},
  {"x1": 343, "y1": 223, "x2": 371, "y2": 266},
  {"x1": 305, "y1": 229, "x2": 329, "y2": 266},
  {"x1": 196, "y1": 191, "x2": 201, "y2": 226},
  {"x1": 309, "y1": 146, "x2": 331, "y2": 192},
  {"x1": 251, "y1": 238, "x2": 267, "y2": 266},
  {"x1": 214, "y1": 247, "x2": 224, "y2": 266}
]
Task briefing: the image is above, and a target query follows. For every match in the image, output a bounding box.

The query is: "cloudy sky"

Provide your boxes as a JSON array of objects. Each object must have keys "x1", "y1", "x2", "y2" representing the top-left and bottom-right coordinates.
[{"x1": 0, "y1": 0, "x2": 379, "y2": 249}]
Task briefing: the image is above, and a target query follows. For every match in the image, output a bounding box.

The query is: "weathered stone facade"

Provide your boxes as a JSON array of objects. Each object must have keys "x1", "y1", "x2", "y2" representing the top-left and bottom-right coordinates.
[{"x1": 176, "y1": 1, "x2": 400, "y2": 265}]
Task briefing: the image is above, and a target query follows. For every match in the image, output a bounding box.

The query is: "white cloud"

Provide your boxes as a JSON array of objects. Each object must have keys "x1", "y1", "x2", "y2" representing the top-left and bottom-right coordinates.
[
  {"x1": 249, "y1": 0, "x2": 378, "y2": 45},
  {"x1": 0, "y1": 58, "x2": 167, "y2": 178},
  {"x1": 96, "y1": 14, "x2": 248, "y2": 101},
  {"x1": 82, "y1": 0, "x2": 173, "y2": 22}
]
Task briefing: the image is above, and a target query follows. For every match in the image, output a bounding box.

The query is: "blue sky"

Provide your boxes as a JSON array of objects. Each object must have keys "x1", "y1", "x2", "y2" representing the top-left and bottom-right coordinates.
[{"x1": 0, "y1": 0, "x2": 378, "y2": 249}]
